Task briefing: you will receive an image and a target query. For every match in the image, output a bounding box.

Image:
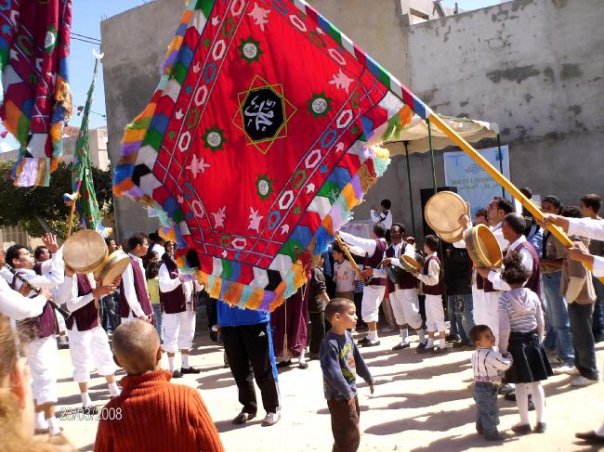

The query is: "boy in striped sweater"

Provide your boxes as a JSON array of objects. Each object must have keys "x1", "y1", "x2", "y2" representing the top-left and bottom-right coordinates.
[{"x1": 470, "y1": 324, "x2": 512, "y2": 441}]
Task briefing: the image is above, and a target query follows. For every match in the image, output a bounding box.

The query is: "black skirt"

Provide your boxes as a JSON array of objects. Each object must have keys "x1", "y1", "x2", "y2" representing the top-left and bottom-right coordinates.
[{"x1": 505, "y1": 331, "x2": 553, "y2": 384}]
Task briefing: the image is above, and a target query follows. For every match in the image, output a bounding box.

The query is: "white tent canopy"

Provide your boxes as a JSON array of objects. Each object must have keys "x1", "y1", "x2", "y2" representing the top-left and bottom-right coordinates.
[{"x1": 384, "y1": 115, "x2": 499, "y2": 155}]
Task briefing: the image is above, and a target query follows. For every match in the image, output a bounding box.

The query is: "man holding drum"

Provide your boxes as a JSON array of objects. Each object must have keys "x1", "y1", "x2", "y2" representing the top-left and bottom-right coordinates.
[
  {"x1": 369, "y1": 223, "x2": 426, "y2": 351},
  {"x1": 458, "y1": 198, "x2": 513, "y2": 346},
  {"x1": 58, "y1": 268, "x2": 122, "y2": 410}
]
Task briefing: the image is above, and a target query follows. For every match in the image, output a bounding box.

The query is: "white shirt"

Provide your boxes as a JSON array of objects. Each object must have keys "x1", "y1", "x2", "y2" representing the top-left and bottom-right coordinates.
[
  {"x1": 488, "y1": 235, "x2": 534, "y2": 291},
  {"x1": 0, "y1": 276, "x2": 48, "y2": 320},
  {"x1": 0, "y1": 266, "x2": 14, "y2": 284},
  {"x1": 338, "y1": 231, "x2": 385, "y2": 257},
  {"x1": 417, "y1": 252, "x2": 440, "y2": 286},
  {"x1": 472, "y1": 347, "x2": 512, "y2": 384},
  {"x1": 334, "y1": 260, "x2": 356, "y2": 292},
  {"x1": 159, "y1": 262, "x2": 196, "y2": 305},
  {"x1": 151, "y1": 243, "x2": 166, "y2": 259},
  {"x1": 567, "y1": 217, "x2": 604, "y2": 241},
  {"x1": 121, "y1": 253, "x2": 148, "y2": 318},
  {"x1": 57, "y1": 273, "x2": 97, "y2": 315},
  {"x1": 370, "y1": 209, "x2": 392, "y2": 230}
]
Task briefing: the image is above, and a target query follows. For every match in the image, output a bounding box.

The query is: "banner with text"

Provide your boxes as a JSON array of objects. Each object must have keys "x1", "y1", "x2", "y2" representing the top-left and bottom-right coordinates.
[{"x1": 444, "y1": 145, "x2": 510, "y2": 218}]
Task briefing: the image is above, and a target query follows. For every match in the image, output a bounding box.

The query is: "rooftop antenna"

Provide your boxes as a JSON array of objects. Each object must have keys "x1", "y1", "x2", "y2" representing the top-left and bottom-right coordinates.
[{"x1": 433, "y1": 0, "x2": 447, "y2": 18}]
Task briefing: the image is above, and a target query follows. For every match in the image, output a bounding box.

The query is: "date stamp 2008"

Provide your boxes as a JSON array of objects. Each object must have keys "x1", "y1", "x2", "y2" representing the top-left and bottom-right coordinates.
[{"x1": 58, "y1": 407, "x2": 123, "y2": 422}]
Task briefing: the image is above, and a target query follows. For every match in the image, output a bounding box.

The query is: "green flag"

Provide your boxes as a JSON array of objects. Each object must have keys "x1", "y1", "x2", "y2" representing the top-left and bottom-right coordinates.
[{"x1": 70, "y1": 57, "x2": 106, "y2": 235}]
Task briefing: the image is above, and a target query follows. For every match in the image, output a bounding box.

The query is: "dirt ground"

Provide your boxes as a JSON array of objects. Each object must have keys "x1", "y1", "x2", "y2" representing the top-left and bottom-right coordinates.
[{"x1": 40, "y1": 327, "x2": 604, "y2": 451}]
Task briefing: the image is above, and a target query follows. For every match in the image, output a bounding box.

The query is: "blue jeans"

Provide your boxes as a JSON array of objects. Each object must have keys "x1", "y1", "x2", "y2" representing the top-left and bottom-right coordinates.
[
  {"x1": 152, "y1": 304, "x2": 163, "y2": 340},
  {"x1": 100, "y1": 294, "x2": 119, "y2": 333},
  {"x1": 447, "y1": 294, "x2": 474, "y2": 343},
  {"x1": 592, "y1": 277, "x2": 604, "y2": 340},
  {"x1": 473, "y1": 382, "x2": 499, "y2": 434},
  {"x1": 542, "y1": 272, "x2": 574, "y2": 365},
  {"x1": 568, "y1": 302, "x2": 599, "y2": 380}
]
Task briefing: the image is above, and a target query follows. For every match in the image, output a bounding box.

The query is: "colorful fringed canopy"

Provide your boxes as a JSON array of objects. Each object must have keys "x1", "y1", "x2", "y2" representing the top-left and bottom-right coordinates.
[{"x1": 114, "y1": 0, "x2": 429, "y2": 311}]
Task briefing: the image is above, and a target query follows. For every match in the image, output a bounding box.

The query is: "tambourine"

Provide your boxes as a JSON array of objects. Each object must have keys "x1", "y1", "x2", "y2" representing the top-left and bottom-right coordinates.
[{"x1": 463, "y1": 224, "x2": 503, "y2": 268}]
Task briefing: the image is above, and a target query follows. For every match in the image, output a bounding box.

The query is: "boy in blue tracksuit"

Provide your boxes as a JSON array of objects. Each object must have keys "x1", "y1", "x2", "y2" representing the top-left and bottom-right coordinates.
[{"x1": 217, "y1": 300, "x2": 281, "y2": 427}]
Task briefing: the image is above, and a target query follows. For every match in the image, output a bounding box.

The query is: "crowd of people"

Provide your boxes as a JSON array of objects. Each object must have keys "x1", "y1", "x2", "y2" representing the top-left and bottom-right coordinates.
[{"x1": 0, "y1": 191, "x2": 603, "y2": 451}]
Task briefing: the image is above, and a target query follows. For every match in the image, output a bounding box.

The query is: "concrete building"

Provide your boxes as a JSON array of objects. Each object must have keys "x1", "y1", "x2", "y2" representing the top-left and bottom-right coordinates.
[
  {"x1": 101, "y1": 0, "x2": 604, "y2": 240},
  {"x1": 0, "y1": 126, "x2": 110, "y2": 170}
]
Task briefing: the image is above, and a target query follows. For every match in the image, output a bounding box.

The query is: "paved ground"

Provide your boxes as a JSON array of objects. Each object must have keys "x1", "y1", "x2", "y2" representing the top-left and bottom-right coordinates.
[{"x1": 40, "y1": 328, "x2": 604, "y2": 451}]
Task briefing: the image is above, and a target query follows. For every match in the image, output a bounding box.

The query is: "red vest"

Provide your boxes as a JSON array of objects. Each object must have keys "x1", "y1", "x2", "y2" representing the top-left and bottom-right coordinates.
[
  {"x1": 385, "y1": 242, "x2": 418, "y2": 289},
  {"x1": 66, "y1": 274, "x2": 99, "y2": 331},
  {"x1": 159, "y1": 258, "x2": 187, "y2": 314},
  {"x1": 118, "y1": 257, "x2": 153, "y2": 318},
  {"x1": 14, "y1": 268, "x2": 56, "y2": 339},
  {"x1": 512, "y1": 240, "x2": 541, "y2": 297},
  {"x1": 363, "y1": 239, "x2": 387, "y2": 286},
  {"x1": 422, "y1": 255, "x2": 444, "y2": 296}
]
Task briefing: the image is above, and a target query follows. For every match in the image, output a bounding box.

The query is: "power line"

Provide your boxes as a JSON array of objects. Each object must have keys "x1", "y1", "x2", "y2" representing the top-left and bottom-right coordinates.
[
  {"x1": 72, "y1": 32, "x2": 101, "y2": 42},
  {"x1": 71, "y1": 36, "x2": 102, "y2": 46}
]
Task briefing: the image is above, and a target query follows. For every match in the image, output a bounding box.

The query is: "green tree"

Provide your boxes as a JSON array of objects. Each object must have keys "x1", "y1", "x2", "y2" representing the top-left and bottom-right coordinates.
[{"x1": 0, "y1": 160, "x2": 114, "y2": 239}]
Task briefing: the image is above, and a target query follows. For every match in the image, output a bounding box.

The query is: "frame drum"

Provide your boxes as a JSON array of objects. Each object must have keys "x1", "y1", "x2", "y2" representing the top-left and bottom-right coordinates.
[
  {"x1": 400, "y1": 254, "x2": 422, "y2": 273},
  {"x1": 63, "y1": 230, "x2": 108, "y2": 273},
  {"x1": 95, "y1": 250, "x2": 130, "y2": 286},
  {"x1": 424, "y1": 191, "x2": 467, "y2": 235},
  {"x1": 436, "y1": 228, "x2": 464, "y2": 244},
  {"x1": 464, "y1": 224, "x2": 503, "y2": 268}
]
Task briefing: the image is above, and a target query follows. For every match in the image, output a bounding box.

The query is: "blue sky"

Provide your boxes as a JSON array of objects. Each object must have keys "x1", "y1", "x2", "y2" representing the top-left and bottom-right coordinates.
[{"x1": 1, "y1": 0, "x2": 503, "y2": 150}]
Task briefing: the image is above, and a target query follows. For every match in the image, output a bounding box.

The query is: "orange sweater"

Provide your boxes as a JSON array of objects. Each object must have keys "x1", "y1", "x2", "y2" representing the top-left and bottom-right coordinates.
[{"x1": 94, "y1": 370, "x2": 224, "y2": 452}]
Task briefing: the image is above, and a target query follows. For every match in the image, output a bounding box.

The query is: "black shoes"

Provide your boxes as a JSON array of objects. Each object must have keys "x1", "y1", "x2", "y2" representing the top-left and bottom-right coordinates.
[
  {"x1": 181, "y1": 366, "x2": 201, "y2": 374},
  {"x1": 575, "y1": 431, "x2": 604, "y2": 444},
  {"x1": 392, "y1": 342, "x2": 411, "y2": 351},
  {"x1": 511, "y1": 424, "x2": 531, "y2": 435},
  {"x1": 533, "y1": 422, "x2": 546, "y2": 433},
  {"x1": 357, "y1": 337, "x2": 380, "y2": 347},
  {"x1": 232, "y1": 411, "x2": 257, "y2": 425}
]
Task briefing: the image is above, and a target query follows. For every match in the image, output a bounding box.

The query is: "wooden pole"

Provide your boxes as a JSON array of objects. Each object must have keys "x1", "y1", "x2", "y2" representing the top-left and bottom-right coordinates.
[{"x1": 427, "y1": 113, "x2": 572, "y2": 247}]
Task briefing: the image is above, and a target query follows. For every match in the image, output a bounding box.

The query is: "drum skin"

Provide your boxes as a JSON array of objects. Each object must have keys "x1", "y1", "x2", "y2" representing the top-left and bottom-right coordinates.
[
  {"x1": 63, "y1": 230, "x2": 108, "y2": 273},
  {"x1": 424, "y1": 191, "x2": 467, "y2": 235}
]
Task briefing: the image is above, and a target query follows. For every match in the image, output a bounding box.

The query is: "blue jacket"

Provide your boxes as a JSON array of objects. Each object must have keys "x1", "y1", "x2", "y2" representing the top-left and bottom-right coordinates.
[{"x1": 217, "y1": 300, "x2": 270, "y2": 327}]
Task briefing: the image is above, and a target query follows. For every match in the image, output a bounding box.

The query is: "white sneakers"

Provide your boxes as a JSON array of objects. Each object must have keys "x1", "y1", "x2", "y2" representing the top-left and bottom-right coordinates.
[
  {"x1": 553, "y1": 364, "x2": 579, "y2": 376},
  {"x1": 261, "y1": 412, "x2": 281, "y2": 427},
  {"x1": 570, "y1": 376, "x2": 598, "y2": 387}
]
